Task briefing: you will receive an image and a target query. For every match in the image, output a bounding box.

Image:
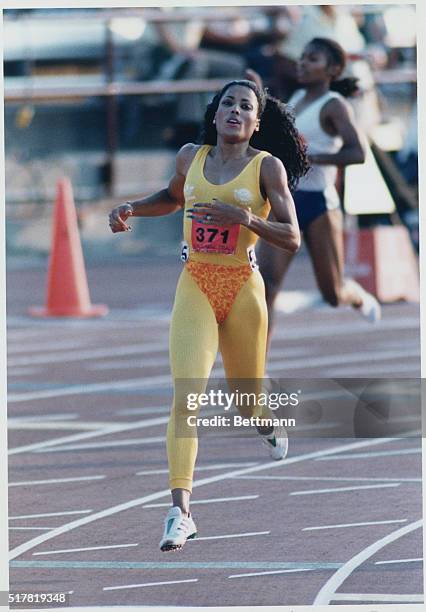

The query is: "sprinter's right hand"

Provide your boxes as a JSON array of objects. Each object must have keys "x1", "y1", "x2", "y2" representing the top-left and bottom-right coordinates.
[{"x1": 109, "y1": 203, "x2": 133, "y2": 233}]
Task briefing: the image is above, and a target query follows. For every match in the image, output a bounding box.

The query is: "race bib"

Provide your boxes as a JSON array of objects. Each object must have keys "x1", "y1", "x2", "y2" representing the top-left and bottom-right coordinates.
[
  {"x1": 247, "y1": 246, "x2": 259, "y2": 271},
  {"x1": 191, "y1": 219, "x2": 239, "y2": 254},
  {"x1": 180, "y1": 241, "x2": 190, "y2": 262}
]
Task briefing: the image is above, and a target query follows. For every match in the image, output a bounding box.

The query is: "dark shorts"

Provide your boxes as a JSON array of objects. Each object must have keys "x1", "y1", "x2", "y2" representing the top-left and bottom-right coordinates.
[{"x1": 293, "y1": 190, "x2": 335, "y2": 232}]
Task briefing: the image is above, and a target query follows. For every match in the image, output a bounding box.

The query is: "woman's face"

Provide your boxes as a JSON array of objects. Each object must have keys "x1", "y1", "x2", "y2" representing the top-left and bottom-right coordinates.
[
  {"x1": 297, "y1": 44, "x2": 340, "y2": 85},
  {"x1": 214, "y1": 85, "x2": 260, "y2": 143}
]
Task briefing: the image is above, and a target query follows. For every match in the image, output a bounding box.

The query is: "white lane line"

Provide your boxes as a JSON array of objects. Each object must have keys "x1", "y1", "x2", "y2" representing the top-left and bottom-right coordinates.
[
  {"x1": 9, "y1": 346, "x2": 419, "y2": 403},
  {"x1": 235, "y1": 475, "x2": 422, "y2": 483},
  {"x1": 331, "y1": 594, "x2": 424, "y2": 603},
  {"x1": 116, "y1": 406, "x2": 170, "y2": 416},
  {"x1": 8, "y1": 313, "x2": 417, "y2": 335},
  {"x1": 313, "y1": 519, "x2": 423, "y2": 605},
  {"x1": 88, "y1": 357, "x2": 170, "y2": 371},
  {"x1": 103, "y1": 578, "x2": 198, "y2": 591},
  {"x1": 9, "y1": 527, "x2": 58, "y2": 531},
  {"x1": 8, "y1": 437, "x2": 398, "y2": 560},
  {"x1": 326, "y1": 362, "x2": 419, "y2": 376},
  {"x1": 9, "y1": 321, "x2": 420, "y2": 404},
  {"x1": 290, "y1": 483, "x2": 400, "y2": 496},
  {"x1": 8, "y1": 421, "x2": 121, "y2": 431},
  {"x1": 143, "y1": 495, "x2": 259, "y2": 508},
  {"x1": 33, "y1": 543, "x2": 139, "y2": 556},
  {"x1": 265, "y1": 344, "x2": 320, "y2": 358},
  {"x1": 303, "y1": 519, "x2": 408, "y2": 531},
  {"x1": 8, "y1": 342, "x2": 168, "y2": 367},
  {"x1": 189, "y1": 531, "x2": 270, "y2": 542},
  {"x1": 316, "y1": 448, "x2": 421, "y2": 460},
  {"x1": 375, "y1": 558, "x2": 423, "y2": 565},
  {"x1": 10, "y1": 510, "x2": 93, "y2": 520},
  {"x1": 9, "y1": 416, "x2": 169, "y2": 455},
  {"x1": 229, "y1": 568, "x2": 316, "y2": 579},
  {"x1": 9, "y1": 475, "x2": 106, "y2": 487},
  {"x1": 8, "y1": 413, "x2": 79, "y2": 422},
  {"x1": 8, "y1": 374, "x2": 172, "y2": 403},
  {"x1": 8, "y1": 367, "x2": 44, "y2": 377},
  {"x1": 292, "y1": 422, "x2": 341, "y2": 432},
  {"x1": 8, "y1": 340, "x2": 91, "y2": 355},
  {"x1": 34, "y1": 436, "x2": 166, "y2": 453},
  {"x1": 8, "y1": 314, "x2": 170, "y2": 328},
  {"x1": 267, "y1": 347, "x2": 419, "y2": 372},
  {"x1": 270, "y1": 316, "x2": 418, "y2": 340},
  {"x1": 136, "y1": 462, "x2": 257, "y2": 476}
]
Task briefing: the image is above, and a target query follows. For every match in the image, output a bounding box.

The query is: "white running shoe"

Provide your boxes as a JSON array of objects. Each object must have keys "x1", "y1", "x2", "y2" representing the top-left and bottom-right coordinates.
[
  {"x1": 359, "y1": 289, "x2": 382, "y2": 323},
  {"x1": 259, "y1": 424, "x2": 288, "y2": 461},
  {"x1": 159, "y1": 506, "x2": 197, "y2": 552},
  {"x1": 346, "y1": 279, "x2": 381, "y2": 323}
]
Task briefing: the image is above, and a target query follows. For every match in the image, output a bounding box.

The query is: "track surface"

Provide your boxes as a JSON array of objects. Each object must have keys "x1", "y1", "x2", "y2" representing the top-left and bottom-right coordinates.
[{"x1": 7, "y1": 254, "x2": 423, "y2": 608}]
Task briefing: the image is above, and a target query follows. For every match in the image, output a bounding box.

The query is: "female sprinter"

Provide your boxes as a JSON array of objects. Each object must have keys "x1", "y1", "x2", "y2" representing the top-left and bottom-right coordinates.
[
  {"x1": 109, "y1": 80, "x2": 308, "y2": 551},
  {"x1": 256, "y1": 37, "x2": 381, "y2": 347}
]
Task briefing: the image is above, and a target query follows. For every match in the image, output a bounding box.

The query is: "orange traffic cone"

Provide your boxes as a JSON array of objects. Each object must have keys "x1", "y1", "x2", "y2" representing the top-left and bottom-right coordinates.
[{"x1": 29, "y1": 177, "x2": 108, "y2": 318}]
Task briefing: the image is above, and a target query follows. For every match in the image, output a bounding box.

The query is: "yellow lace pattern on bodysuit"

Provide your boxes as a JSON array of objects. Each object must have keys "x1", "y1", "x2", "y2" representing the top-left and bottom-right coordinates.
[{"x1": 186, "y1": 260, "x2": 252, "y2": 324}]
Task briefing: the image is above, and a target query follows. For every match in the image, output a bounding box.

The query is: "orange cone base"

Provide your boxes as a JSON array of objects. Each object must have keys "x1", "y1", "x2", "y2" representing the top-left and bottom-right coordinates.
[{"x1": 28, "y1": 304, "x2": 109, "y2": 318}]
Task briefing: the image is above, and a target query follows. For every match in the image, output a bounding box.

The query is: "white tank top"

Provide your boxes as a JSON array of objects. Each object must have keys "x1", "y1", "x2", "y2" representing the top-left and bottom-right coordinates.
[{"x1": 288, "y1": 89, "x2": 343, "y2": 194}]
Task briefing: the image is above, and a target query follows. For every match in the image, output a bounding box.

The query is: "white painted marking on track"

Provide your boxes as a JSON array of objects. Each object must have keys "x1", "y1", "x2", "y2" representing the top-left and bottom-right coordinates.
[
  {"x1": 9, "y1": 475, "x2": 106, "y2": 487},
  {"x1": 235, "y1": 475, "x2": 422, "y2": 483},
  {"x1": 331, "y1": 594, "x2": 423, "y2": 602},
  {"x1": 303, "y1": 519, "x2": 408, "y2": 531},
  {"x1": 8, "y1": 413, "x2": 79, "y2": 422},
  {"x1": 136, "y1": 462, "x2": 257, "y2": 476},
  {"x1": 290, "y1": 483, "x2": 400, "y2": 496},
  {"x1": 116, "y1": 406, "x2": 170, "y2": 416},
  {"x1": 8, "y1": 421, "x2": 121, "y2": 431},
  {"x1": 9, "y1": 416, "x2": 169, "y2": 455},
  {"x1": 7, "y1": 367, "x2": 44, "y2": 376},
  {"x1": 88, "y1": 357, "x2": 170, "y2": 371},
  {"x1": 270, "y1": 316, "x2": 419, "y2": 341},
  {"x1": 8, "y1": 321, "x2": 420, "y2": 403},
  {"x1": 189, "y1": 531, "x2": 270, "y2": 542},
  {"x1": 316, "y1": 448, "x2": 421, "y2": 460},
  {"x1": 292, "y1": 422, "x2": 341, "y2": 431},
  {"x1": 103, "y1": 579, "x2": 198, "y2": 591},
  {"x1": 229, "y1": 568, "x2": 316, "y2": 579},
  {"x1": 9, "y1": 527, "x2": 58, "y2": 531},
  {"x1": 267, "y1": 348, "x2": 419, "y2": 372},
  {"x1": 143, "y1": 495, "x2": 259, "y2": 508},
  {"x1": 33, "y1": 543, "x2": 139, "y2": 556},
  {"x1": 9, "y1": 510, "x2": 93, "y2": 520},
  {"x1": 375, "y1": 558, "x2": 423, "y2": 565},
  {"x1": 8, "y1": 374, "x2": 172, "y2": 403},
  {"x1": 35, "y1": 436, "x2": 166, "y2": 453},
  {"x1": 325, "y1": 362, "x2": 419, "y2": 376},
  {"x1": 8, "y1": 342, "x2": 168, "y2": 367},
  {"x1": 8, "y1": 437, "x2": 399, "y2": 561},
  {"x1": 313, "y1": 519, "x2": 423, "y2": 605},
  {"x1": 8, "y1": 339, "x2": 90, "y2": 355}
]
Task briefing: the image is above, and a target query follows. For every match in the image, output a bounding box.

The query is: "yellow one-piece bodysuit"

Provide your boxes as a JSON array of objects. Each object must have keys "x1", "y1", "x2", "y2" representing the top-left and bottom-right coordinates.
[{"x1": 167, "y1": 144, "x2": 272, "y2": 491}]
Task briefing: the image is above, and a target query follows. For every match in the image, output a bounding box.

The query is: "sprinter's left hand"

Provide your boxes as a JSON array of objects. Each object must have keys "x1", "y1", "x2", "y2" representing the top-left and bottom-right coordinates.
[{"x1": 186, "y1": 199, "x2": 251, "y2": 226}]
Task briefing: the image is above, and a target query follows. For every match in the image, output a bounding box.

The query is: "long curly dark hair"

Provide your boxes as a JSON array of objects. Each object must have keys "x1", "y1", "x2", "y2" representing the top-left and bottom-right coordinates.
[
  {"x1": 200, "y1": 80, "x2": 309, "y2": 192},
  {"x1": 309, "y1": 37, "x2": 360, "y2": 98}
]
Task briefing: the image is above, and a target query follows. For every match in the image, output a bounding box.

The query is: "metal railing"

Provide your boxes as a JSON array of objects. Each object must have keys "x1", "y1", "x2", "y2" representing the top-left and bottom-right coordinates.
[{"x1": 4, "y1": 7, "x2": 417, "y2": 197}]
